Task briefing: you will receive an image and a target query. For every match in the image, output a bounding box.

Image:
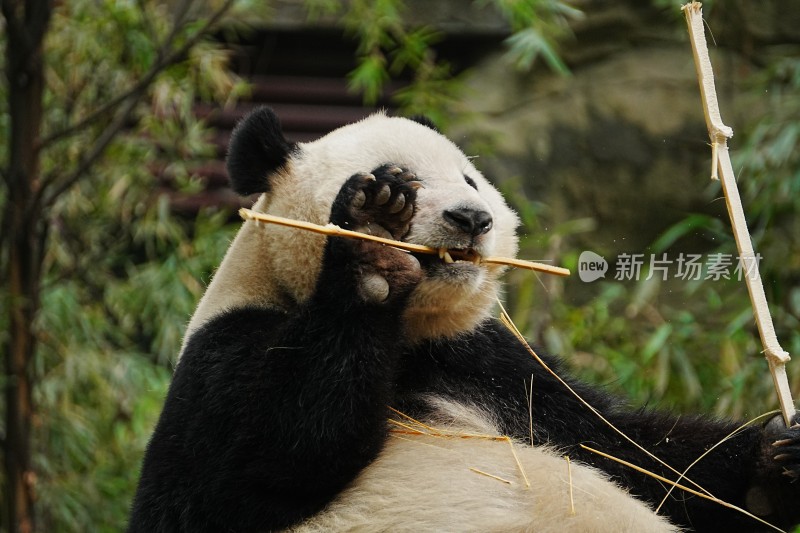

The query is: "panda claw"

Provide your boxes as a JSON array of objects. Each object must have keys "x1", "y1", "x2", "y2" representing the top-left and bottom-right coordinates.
[
  {"x1": 359, "y1": 172, "x2": 376, "y2": 182},
  {"x1": 399, "y1": 171, "x2": 417, "y2": 181},
  {"x1": 386, "y1": 166, "x2": 403, "y2": 175},
  {"x1": 375, "y1": 185, "x2": 391, "y2": 205},
  {"x1": 407, "y1": 180, "x2": 424, "y2": 190}
]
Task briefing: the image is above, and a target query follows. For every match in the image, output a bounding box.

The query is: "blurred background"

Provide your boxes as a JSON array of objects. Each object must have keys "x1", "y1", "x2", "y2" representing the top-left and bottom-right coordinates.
[{"x1": 2, "y1": 0, "x2": 799, "y2": 530}]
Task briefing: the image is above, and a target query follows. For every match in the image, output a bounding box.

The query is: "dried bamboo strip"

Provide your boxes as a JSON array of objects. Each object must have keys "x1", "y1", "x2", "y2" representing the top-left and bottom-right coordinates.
[
  {"x1": 682, "y1": 1, "x2": 796, "y2": 424},
  {"x1": 239, "y1": 208, "x2": 570, "y2": 277}
]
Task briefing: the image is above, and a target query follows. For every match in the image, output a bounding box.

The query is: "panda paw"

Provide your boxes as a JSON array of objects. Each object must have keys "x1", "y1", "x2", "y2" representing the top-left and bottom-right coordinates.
[
  {"x1": 745, "y1": 414, "x2": 800, "y2": 522},
  {"x1": 329, "y1": 165, "x2": 423, "y2": 304},
  {"x1": 333, "y1": 164, "x2": 420, "y2": 239},
  {"x1": 765, "y1": 413, "x2": 800, "y2": 480}
]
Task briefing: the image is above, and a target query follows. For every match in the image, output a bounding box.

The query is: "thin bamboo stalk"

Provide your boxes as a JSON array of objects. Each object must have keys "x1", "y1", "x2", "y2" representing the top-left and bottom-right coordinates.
[{"x1": 239, "y1": 208, "x2": 571, "y2": 277}]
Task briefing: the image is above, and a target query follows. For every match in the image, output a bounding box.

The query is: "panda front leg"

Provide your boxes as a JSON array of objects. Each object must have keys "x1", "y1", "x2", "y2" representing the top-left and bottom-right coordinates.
[
  {"x1": 598, "y1": 407, "x2": 800, "y2": 531},
  {"x1": 255, "y1": 166, "x2": 423, "y2": 516},
  {"x1": 527, "y1": 361, "x2": 800, "y2": 530},
  {"x1": 746, "y1": 415, "x2": 800, "y2": 527},
  {"x1": 519, "y1": 351, "x2": 800, "y2": 530}
]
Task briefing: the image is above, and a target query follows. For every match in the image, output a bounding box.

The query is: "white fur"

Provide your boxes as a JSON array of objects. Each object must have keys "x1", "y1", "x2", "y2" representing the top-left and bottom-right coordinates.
[{"x1": 293, "y1": 401, "x2": 677, "y2": 533}]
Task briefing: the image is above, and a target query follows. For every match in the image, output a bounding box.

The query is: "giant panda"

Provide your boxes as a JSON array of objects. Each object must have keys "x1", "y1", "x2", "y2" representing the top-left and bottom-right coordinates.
[{"x1": 129, "y1": 107, "x2": 800, "y2": 532}]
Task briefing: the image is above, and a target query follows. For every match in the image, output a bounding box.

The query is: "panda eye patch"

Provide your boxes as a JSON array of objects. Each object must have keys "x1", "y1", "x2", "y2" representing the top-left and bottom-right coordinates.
[{"x1": 464, "y1": 175, "x2": 478, "y2": 190}]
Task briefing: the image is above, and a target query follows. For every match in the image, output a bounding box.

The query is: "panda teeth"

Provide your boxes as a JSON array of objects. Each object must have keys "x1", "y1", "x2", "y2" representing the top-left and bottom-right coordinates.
[
  {"x1": 438, "y1": 248, "x2": 456, "y2": 264},
  {"x1": 437, "y1": 248, "x2": 483, "y2": 265}
]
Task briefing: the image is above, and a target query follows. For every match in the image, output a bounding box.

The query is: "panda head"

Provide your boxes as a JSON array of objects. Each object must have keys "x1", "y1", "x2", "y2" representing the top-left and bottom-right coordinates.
[{"x1": 222, "y1": 107, "x2": 519, "y2": 341}]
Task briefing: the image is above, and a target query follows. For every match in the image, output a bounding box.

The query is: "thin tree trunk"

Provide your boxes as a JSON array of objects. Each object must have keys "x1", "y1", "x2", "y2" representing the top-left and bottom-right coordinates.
[{"x1": 2, "y1": 1, "x2": 52, "y2": 531}]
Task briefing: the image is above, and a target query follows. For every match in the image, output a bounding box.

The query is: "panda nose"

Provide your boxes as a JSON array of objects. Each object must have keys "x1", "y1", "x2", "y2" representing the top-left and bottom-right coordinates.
[{"x1": 443, "y1": 208, "x2": 493, "y2": 237}]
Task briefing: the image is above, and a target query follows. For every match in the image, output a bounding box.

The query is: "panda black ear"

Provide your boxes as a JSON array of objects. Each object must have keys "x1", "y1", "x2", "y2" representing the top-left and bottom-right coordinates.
[
  {"x1": 226, "y1": 106, "x2": 296, "y2": 196},
  {"x1": 408, "y1": 115, "x2": 440, "y2": 133}
]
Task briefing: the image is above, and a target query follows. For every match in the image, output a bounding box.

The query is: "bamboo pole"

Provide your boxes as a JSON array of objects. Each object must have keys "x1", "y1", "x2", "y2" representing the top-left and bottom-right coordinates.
[
  {"x1": 239, "y1": 208, "x2": 571, "y2": 277},
  {"x1": 682, "y1": 2, "x2": 796, "y2": 425}
]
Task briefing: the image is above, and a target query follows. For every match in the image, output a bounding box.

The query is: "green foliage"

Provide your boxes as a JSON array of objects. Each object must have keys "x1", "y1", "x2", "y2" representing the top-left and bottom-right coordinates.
[
  {"x1": 34, "y1": 346, "x2": 170, "y2": 531},
  {"x1": 33, "y1": 208, "x2": 235, "y2": 531},
  {"x1": 483, "y1": 0, "x2": 580, "y2": 74}
]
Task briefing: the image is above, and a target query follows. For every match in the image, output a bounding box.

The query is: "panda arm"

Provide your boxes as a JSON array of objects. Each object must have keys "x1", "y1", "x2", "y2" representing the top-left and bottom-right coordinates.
[
  {"x1": 129, "y1": 172, "x2": 422, "y2": 532},
  {"x1": 399, "y1": 320, "x2": 800, "y2": 532},
  {"x1": 129, "y1": 291, "x2": 408, "y2": 530}
]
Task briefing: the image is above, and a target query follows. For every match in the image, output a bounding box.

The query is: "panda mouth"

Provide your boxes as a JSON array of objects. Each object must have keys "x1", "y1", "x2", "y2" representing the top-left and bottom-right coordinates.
[
  {"x1": 437, "y1": 247, "x2": 482, "y2": 265},
  {"x1": 406, "y1": 245, "x2": 485, "y2": 278}
]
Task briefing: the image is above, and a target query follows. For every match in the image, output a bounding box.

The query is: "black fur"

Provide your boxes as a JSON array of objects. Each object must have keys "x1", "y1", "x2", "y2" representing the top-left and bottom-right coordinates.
[
  {"x1": 226, "y1": 107, "x2": 296, "y2": 196},
  {"x1": 408, "y1": 114, "x2": 439, "y2": 132}
]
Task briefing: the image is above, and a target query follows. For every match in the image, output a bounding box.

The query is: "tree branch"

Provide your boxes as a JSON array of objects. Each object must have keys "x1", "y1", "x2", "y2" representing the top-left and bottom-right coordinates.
[{"x1": 158, "y1": 0, "x2": 195, "y2": 62}]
